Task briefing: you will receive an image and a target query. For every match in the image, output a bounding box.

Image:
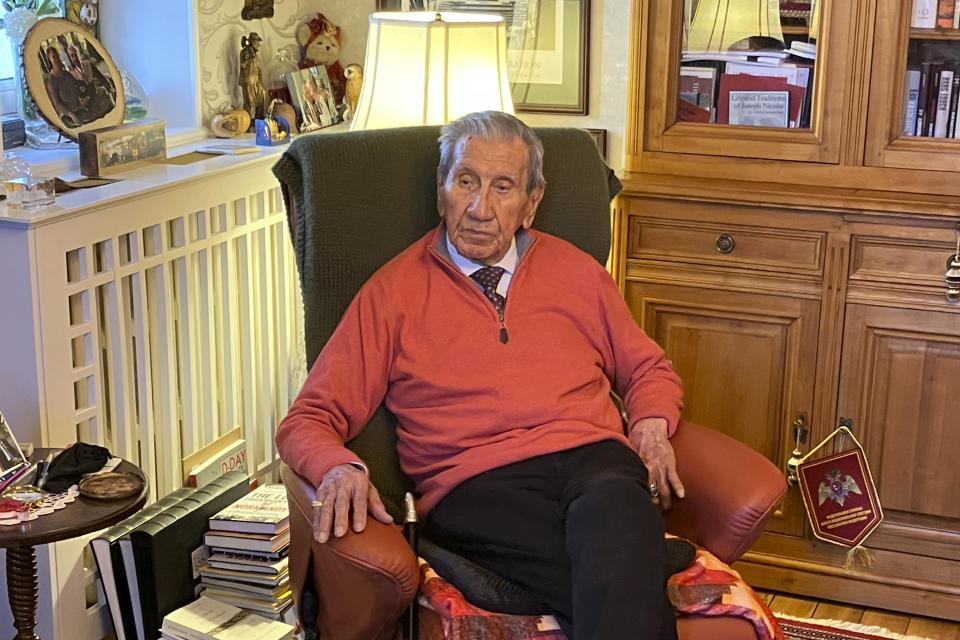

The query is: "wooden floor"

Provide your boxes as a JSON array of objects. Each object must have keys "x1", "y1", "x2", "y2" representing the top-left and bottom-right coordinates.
[{"x1": 758, "y1": 590, "x2": 960, "y2": 639}]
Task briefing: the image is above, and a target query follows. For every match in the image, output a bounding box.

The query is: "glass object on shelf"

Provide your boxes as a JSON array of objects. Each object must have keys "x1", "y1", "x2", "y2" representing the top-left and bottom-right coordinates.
[
  {"x1": 0, "y1": 151, "x2": 32, "y2": 200},
  {"x1": 677, "y1": 0, "x2": 820, "y2": 129},
  {"x1": 901, "y1": 38, "x2": 960, "y2": 139},
  {"x1": 264, "y1": 48, "x2": 298, "y2": 105},
  {"x1": 4, "y1": 175, "x2": 56, "y2": 209},
  {"x1": 121, "y1": 69, "x2": 149, "y2": 123}
]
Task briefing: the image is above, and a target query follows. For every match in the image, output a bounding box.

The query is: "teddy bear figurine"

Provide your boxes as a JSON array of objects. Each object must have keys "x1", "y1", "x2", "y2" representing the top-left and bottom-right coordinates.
[{"x1": 296, "y1": 13, "x2": 347, "y2": 108}]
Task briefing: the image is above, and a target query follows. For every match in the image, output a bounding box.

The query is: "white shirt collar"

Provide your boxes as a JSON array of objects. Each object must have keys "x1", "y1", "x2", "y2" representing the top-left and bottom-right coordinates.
[{"x1": 445, "y1": 232, "x2": 518, "y2": 278}]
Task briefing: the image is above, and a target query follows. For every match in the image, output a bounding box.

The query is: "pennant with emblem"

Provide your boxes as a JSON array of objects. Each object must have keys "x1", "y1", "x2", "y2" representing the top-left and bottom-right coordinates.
[{"x1": 796, "y1": 425, "x2": 883, "y2": 551}]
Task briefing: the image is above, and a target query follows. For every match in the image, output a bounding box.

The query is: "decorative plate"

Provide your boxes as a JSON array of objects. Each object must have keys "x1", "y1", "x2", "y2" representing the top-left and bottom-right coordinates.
[{"x1": 78, "y1": 472, "x2": 144, "y2": 500}]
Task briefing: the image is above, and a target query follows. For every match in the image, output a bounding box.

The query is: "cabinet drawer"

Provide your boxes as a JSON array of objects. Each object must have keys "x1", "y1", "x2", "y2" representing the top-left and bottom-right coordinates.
[
  {"x1": 627, "y1": 217, "x2": 825, "y2": 275},
  {"x1": 849, "y1": 236, "x2": 956, "y2": 287}
]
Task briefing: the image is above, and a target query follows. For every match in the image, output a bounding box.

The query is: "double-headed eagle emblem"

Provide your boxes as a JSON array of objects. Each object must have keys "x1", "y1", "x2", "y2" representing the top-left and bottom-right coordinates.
[{"x1": 818, "y1": 468, "x2": 862, "y2": 506}]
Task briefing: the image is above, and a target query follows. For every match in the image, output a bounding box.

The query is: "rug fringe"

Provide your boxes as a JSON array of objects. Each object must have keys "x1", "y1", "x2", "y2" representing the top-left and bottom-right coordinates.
[{"x1": 777, "y1": 613, "x2": 933, "y2": 640}]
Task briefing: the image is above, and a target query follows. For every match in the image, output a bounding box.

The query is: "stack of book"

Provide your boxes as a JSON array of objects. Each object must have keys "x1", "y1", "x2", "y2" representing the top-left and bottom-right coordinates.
[
  {"x1": 199, "y1": 484, "x2": 294, "y2": 622},
  {"x1": 90, "y1": 471, "x2": 251, "y2": 640},
  {"x1": 161, "y1": 595, "x2": 294, "y2": 640}
]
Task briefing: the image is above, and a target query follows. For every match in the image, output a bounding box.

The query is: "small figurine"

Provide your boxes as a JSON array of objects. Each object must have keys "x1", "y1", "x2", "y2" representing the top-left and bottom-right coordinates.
[
  {"x1": 239, "y1": 32, "x2": 267, "y2": 124},
  {"x1": 210, "y1": 108, "x2": 252, "y2": 138},
  {"x1": 241, "y1": 0, "x2": 274, "y2": 20},
  {"x1": 343, "y1": 63, "x2": 363, "y2": 121}
]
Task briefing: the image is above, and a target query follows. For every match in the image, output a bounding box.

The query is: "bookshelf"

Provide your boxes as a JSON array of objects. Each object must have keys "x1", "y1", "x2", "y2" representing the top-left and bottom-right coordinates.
[{"x1": 620, "y1": 0, "x2": 960, "y2": 622}]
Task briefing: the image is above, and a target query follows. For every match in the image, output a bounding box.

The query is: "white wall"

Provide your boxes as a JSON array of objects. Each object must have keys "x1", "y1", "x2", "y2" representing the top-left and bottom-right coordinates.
[{"x1": 192, "y1": 0, "x2": 631, "y2": 170}]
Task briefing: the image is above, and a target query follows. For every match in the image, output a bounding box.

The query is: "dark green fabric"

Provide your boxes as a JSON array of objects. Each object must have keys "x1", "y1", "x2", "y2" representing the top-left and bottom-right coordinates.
[{"x1": 272, "y1": 125, "x2": 621, "y2": 519}]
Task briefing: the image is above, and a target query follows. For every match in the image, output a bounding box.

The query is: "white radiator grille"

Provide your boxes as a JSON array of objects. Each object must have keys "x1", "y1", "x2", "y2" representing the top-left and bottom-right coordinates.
[{"x1": 33, "y1": 167, "x2": 305, "y2": 496}]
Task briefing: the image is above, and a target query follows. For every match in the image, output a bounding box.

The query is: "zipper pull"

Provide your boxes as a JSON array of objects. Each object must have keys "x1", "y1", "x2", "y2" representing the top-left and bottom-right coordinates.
[{"x1": 498, "y1": 313, "x2": 508, "y2": 344}]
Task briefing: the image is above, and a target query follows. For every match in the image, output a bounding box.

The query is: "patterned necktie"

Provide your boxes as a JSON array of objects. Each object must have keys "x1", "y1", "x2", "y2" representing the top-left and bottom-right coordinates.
[{"x1": 470, "y1": 266, "x2": 506, "y2": 315}]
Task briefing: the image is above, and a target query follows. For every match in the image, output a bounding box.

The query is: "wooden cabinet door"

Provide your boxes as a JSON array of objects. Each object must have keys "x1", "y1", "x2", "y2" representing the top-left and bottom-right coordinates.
[
  {"x1": 624, "y1": 282, "x2": 819, "y2": 537},
  {"x1": 837, "y1": 304, "x2": 960, "y2": 562},
  {"x1": 864, "y1": 0, "x2": 960, "y2": 171},
  {"x1": 626, "y1": 0, "x2": 858, "y2": 166}
]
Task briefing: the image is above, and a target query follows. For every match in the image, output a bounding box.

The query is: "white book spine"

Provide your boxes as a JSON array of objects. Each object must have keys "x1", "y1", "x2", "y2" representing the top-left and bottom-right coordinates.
[
  {"x1": 913, "y1": 0, "x2": 938, "y2": 27},
  {"x1": 955, "y1": 2, "x2": 960, "y2": 28},
  {"x1": 904, "y1": 69, "x2": 922, "y2": 136},
  {"x1": 935, "y1": 69, "x2": 954, "y2": 137}
]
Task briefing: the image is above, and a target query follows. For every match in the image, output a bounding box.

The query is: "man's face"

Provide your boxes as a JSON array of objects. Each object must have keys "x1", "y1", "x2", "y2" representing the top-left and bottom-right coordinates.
[{"x1": 438, "y1": 135, "x2": 544, "y2": 265}]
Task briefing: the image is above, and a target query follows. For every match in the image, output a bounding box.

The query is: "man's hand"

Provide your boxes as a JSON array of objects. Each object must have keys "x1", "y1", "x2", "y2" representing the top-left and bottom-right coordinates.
[
  {"x1": 313, "y1": 463, "x2": 393, "y2": 543},
  {"x1": 628, "y1": 418, "x2": 684, "y2": 511}
]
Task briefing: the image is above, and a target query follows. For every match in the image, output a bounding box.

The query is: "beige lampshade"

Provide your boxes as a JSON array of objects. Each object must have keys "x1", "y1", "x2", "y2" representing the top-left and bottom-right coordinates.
[
  {"x1": 685, "y1": 0, "x2": 785, "y2": 51},
  {"x1": 350, "y1": 11, "x2": 514, "y2": 130}
]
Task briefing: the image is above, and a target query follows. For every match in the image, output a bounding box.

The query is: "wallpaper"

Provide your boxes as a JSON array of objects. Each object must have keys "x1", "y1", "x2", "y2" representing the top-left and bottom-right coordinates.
[{"x1": 195, "y1": 0, "x2": 372, "y2": 128}]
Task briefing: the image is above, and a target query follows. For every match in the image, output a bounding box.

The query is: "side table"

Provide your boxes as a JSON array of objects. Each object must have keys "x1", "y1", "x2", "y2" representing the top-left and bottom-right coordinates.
[{"x1": 0, "y1": 452, "x2": 147, "y2": 640}]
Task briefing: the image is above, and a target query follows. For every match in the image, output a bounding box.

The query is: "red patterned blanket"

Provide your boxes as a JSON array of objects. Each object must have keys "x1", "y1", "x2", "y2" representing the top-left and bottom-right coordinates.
[{"x1": 420, "y1": 544, "x2": 783, "y2": 640}]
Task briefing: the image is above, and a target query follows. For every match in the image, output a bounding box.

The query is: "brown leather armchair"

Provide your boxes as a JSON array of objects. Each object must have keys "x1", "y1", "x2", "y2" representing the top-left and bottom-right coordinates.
[{"x1": 272, "y1": 126, "x2": 788, "y2": 640}]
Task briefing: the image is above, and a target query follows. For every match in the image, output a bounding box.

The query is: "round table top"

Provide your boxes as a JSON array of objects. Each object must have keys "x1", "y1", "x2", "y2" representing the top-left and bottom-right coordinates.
[{"x1": 0, "y1": 451, "x2": 148, "y2": 548}]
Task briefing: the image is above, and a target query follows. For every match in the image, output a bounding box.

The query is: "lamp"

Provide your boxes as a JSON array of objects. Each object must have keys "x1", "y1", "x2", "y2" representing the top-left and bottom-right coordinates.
[
  {"x1": 350, "y1": 11, "x2": 514, "y2": 130},
  {"x1": 685, "y1": 0, "x2": 785, "y2": 51}
]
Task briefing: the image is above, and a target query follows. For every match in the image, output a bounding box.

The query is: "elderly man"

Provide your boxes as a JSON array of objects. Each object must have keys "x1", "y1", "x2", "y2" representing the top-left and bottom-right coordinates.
[{"x1": 276, "y1": 111, "x2": 684, "y2": 640}]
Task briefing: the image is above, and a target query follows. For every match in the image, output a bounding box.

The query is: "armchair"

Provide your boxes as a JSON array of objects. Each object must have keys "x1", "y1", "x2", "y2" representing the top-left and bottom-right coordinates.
[{"x1": 272, "y1": 126, "x2": 787, "y2": 640}]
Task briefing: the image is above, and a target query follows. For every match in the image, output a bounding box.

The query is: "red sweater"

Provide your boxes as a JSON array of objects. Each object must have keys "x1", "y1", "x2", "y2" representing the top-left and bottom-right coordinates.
[{"x1": 276, "y1": 226, "x2": 683, "y2": 513}]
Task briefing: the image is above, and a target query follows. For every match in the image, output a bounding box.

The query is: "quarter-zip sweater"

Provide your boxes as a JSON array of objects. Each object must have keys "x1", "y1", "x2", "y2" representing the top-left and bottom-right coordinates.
[{"x1": 276, "y1": 225, "x2": 683, "y2": 514}]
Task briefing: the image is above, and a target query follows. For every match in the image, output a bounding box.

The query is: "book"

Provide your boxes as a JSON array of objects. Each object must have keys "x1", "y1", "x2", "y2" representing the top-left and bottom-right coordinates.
[
  {"x1": 203, "y1": 528, "x2": 290, "y2": 553},
  {"x1": 199, "y1": 564, "x2": 289, "y2": 586},
  {"x1": 160, "y1": 596, "x2": 294, "y2": 640},
  {"x1": 916, "y1": 61, "x2": 936, "y2": 137},
  {"x1": 951, "y1": 73, "x2": 960, "y2": 138},
  {"x1": 679, "y1": 66, "x2": 717, "y2": 122},
  {"x1": 913, "y1": 0, "x2": 938, "y2": 27},
  {"x1": 198, "y1": 588, "x2": 294, "y2": 619},
  {"x1": 207, "y1": 554, "x2": 288, "y2": 575},
  {"x1": 182, "y1": 428, "x2": 248, "y2": 488},
  {"x1": 904, "y1": 68, "x2": 922, "y2": 135},
  {"x1": 208, "y1": 484, "x2": 288, "y2": 535},
  {"x1": 939, "y1": 0, "x2": 956, "y2": 27},
  {"x1": 199, "y1": 575, "x2": 291, "y2": 599},
  {"x1": 935, "y1": 68, "x2": 955, "y2": 137},
  {"x1": 125, "y1": 471, "x2": 250, "y2": 640},
  {"x1": 926, "y1": 64, "x2": 944, "y2": 136},
  {"x1": 91, "y1": 487, "x2": 196, "y2": 640},
  {"x1": 717, "y1": 74, "x2": 805, "y2": 127},
  {"x1": 207, "y1": 547, "x2": 287, "y2": 562}
]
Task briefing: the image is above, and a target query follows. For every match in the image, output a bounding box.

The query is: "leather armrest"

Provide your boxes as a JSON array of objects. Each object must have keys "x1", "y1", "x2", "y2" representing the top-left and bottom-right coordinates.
[
  {"x1": 665, "y1": 421, "x2": 788, "y2": 564},
  {"x1": 281, "y1": 463, "x2": 419, "y2": 640}
]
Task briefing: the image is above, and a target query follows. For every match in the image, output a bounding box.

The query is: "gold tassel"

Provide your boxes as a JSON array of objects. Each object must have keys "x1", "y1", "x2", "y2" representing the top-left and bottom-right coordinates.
[{"x1": 843, "y1": 545, "x2": 874, "y2": 570}]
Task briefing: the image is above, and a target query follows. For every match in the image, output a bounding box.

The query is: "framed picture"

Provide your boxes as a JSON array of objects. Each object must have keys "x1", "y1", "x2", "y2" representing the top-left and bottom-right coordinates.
[
  {"x1": 285, "y1": 65, "x2": 343, "y2": 132},
  {"x1": 585, "y1": 128, "x2": 606, "y2": 161},
  {"x1": 22, "y1": 17, "x2": 124, "y2": 139},
  {"x1": 375, "y1": 0, "x2": 590, "y2": 115}
]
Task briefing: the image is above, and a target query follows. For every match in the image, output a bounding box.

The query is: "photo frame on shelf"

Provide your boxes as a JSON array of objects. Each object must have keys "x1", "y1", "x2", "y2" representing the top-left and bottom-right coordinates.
[
  {"x1": 585, "y1": 128, "x2": 607, "y2": 161},
  {"x1": 22, "y1": 17, "x2": 124, "y2": 140},
  {"x1": 285, "y1": 65, "x2": 343, "y2": 132},
  {"x1": 375, "y1": 0, "x2": 590, "y2": 115}
]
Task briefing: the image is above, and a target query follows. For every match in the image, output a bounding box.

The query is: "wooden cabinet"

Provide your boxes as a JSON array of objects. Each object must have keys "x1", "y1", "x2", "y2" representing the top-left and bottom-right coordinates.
[{"x1": 620, "y1": 0, "x2": 960, "y2": 619}]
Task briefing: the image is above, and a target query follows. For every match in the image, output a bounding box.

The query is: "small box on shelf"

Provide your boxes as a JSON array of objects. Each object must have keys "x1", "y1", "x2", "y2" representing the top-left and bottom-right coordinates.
[{"x1": 79, "y1": 119, "x2": 167, "y2": 178}]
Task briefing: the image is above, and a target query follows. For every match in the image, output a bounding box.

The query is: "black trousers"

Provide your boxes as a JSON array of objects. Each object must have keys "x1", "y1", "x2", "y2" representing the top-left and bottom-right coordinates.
[{"x1": 423, "y1": 439, "x2": 677, "y2": 640}]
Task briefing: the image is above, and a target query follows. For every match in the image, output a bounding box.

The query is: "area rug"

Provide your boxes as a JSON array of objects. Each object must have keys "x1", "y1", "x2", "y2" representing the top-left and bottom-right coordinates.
[{"x1": 777, "y1": 614, "x2": 932, "y2": 640}]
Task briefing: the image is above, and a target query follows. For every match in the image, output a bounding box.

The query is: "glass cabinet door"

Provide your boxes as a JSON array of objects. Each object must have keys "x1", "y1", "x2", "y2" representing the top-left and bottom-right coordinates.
[
  {"x1": 628, "y1": 0, "x2": 856, "y2": 165},
  {"x1": 865, "y1": 0, "x2": 960, "y2": 171}
]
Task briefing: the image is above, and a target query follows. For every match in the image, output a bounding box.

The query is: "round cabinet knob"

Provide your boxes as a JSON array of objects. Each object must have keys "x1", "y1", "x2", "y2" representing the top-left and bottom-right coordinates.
[{"x1": 715, "y1": 233, "x2": 736, "y2": 254}]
